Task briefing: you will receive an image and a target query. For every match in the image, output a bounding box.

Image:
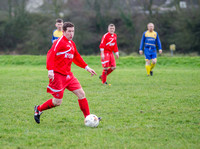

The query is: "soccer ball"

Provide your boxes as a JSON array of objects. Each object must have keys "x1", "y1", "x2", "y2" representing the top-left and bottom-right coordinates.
[{"x1": 84, "y1": 114, "x2": 99, "y2": 127}]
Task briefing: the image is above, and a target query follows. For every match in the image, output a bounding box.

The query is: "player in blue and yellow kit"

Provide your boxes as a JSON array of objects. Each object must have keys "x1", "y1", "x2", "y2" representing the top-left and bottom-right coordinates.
[
  {"x1": 52, "y1": 18, "x2": 63, "y2": 43},
  {"x1": 139, "y1": 23, "x2": 162, "y2": 76}
]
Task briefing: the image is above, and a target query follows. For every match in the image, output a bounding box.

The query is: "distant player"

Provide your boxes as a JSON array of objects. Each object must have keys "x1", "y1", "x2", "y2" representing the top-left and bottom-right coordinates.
[
  {"x1": 34, "y1": 22, "x2": 100, "y2": 124},
  {"x1": 139, "y1": 23, "x2": 162, "y2": 76},
  {"x1": 99, "y1": 24, "x2": 119, "y2": 85},
  {"x1": 52, "y1": 18, "x2": 63, "y2": 43}
]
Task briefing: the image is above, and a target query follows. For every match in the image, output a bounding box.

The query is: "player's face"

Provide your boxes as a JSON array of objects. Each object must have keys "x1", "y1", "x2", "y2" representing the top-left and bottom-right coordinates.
[
  {"x1": 108, "y1": 26, "x2": 115, "y2": 34},
  {"x1": 55, "y1": 22, "x2": 63, "y2": 31},
  {"x1": 64, "y1": 27, "x2": 74, "y2": 41},
  {"x1": 147, "y1": 24, "x2": 154, "y2": 32}
]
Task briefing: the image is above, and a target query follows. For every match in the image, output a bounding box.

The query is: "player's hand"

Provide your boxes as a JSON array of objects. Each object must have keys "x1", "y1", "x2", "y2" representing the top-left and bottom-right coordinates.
[
  {"x1": 139, "y1": 50, "x2": 143, "y2": 55},
  {"x1": 115, "y1": 53, "x2": 119, "y2": 59},
  {"x1": 87, "y1": 68, "x2": 97, "y2": 77},
  {"x1": 48, "y1": 71, "x2": 54, "y2": 81},
  {"x1": 159, "y1": 49, "x2": 162, "y2": 54},
  {"x1": 101, "y1": 53, "x2": 105, "y2": 60}
]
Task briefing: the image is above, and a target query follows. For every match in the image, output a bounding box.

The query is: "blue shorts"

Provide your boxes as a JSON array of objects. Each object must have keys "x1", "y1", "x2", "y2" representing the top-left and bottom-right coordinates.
[{"x1": 145, "y1": 52, "x2": 157, "y2": 60}]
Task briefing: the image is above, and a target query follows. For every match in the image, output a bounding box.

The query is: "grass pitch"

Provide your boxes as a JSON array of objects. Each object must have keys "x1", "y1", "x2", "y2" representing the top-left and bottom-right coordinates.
[{"x1": 0, "y1": 55, "x2": 199, "y2": 149}]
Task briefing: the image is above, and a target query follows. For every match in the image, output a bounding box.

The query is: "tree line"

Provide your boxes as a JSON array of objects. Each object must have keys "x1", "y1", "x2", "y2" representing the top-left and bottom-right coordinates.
[{"x1": 0, "y1": 0, "x2": 199, "y2": 55}]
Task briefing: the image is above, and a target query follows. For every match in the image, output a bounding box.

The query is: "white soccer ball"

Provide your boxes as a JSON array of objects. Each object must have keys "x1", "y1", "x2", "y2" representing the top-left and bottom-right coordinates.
[{"x1": 84, "y1": 114, "x2": 99, "y2": 127}]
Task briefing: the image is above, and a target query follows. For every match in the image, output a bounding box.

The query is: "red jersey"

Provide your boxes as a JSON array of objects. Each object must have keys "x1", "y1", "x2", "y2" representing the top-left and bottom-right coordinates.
[
  {"x1": 46, "y1": 35, "x2": 87, "y2": 75},
  {"x1": 99, "y1": 32, "x2": 118, "y2": 53}
]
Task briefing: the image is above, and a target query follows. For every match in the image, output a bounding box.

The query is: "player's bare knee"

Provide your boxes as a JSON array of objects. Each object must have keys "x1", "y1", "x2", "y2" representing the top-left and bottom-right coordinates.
[
  {"x1": 152, "y1": 60, "x2": 157, "y2": 64},
  {"x1": 104, "y1": 67, "x2": 108, "y2": 71},
  {"x1": 78, "y1": 90, "x2": 85, "y2": 99},
  {"x1": 73, "y1": 88, "x2": 86, "y2": 99},
  {"x1": 146, "y1": 61, "x2": 150, "y2": 65},
  {"x1": 53, "y1": 98, "x2": 63, "y2": 106},
  {"x1": 111, "y1": 67, "x2": 116, "y2": 70}
]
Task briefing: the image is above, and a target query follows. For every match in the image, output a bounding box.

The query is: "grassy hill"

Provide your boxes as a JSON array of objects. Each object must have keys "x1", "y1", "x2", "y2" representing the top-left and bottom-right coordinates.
[{"x1": 0, "y1": 55, "x2": 199, "y2": 67}]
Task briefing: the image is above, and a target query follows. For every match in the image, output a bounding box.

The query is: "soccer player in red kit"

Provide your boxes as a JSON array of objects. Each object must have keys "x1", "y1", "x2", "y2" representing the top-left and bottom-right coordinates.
[
  {"x1": 34, "y1": 22, "x2": 99, "y2": 124},
  {"x1": 99, "y1": 24, "x2": 119, "y2": 85}
]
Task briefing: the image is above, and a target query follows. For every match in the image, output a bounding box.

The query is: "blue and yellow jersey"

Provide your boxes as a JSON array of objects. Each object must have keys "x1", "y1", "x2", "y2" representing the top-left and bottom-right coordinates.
[
  {"x1": 139, "y1": 30, "x2": 162, "y2": 53},
  {"x1": 52, "y1": 29, "x2": 63, "y2": 43}
]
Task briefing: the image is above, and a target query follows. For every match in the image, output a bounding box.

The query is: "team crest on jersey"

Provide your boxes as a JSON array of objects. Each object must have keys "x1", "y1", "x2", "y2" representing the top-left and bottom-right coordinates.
[
  {"x1": 56, "y1": 93, "x2": 60, "y2": 97},
  {"x1": 66, "y1": 75, "x2": 70, "y2": 79}
]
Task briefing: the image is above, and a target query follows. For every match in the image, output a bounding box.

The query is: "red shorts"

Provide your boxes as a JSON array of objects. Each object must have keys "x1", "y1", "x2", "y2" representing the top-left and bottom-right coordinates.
[
  {"x1": 101, "y1": 52, "x2": 116, "y2": 68},
  {"x1": 47, "y1": 72, "x2": 81, "y2": 99}
]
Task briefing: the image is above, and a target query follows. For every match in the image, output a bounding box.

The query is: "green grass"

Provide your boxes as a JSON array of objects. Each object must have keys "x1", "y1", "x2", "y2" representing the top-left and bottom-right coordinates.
[{"x1": 0, "y1": 55, "x2": 200, "y2": 149}]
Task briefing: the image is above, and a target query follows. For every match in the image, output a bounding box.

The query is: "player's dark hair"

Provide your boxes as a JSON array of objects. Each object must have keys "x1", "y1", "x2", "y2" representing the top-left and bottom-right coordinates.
[
  {"x1": 108, "y1": 24, "x2": 115, "y2": 27},
  {"x1": 56, "y1": 18, "x2": 63, "y2": 23},
  {"x1": 63, "y1": 22, "x2": 74, "y2": 31}
]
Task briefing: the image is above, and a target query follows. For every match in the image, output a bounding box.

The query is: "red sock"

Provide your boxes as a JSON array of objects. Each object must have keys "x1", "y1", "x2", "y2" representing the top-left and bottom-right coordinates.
[
  {"x1": 107, "y1": 68, "x2": 113, "y2": 76},
  {"x1": 78, "y1": 98, "x2": 90, "y2": 118},
  {"x1": 38, "y1": 99, "x2": 55, "y2": 111},
  {"x1": 102, "y1": 69, "x2": 107, "y2": 84}
]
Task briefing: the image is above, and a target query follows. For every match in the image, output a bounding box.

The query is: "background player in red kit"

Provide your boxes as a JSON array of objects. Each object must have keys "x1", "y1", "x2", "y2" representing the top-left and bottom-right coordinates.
[
  {"x1": 99, "y1": 24, "x2": 119, "y2": 85},
  {"x1": 34, "y1": 22, "x2": 98, "y2": 124}
]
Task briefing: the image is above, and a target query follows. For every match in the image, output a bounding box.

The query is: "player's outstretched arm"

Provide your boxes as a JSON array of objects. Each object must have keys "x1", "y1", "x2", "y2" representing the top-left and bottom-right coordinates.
[
  {"x1": 48, "y1": 70, "x2": 54, "y2": 81},
  {"x1": 114, "y1": 36, "x2": 119, "y2": 59},
  {"x1": 139, "y1": 33, "x2": 145, "y2": 54},
  {"x1": 100, "y1": 48, "x2": 105, "y2": 60},
  {"x1": 47, "y1": 42, "x2": 60, "y2": 81},
  {"x1": 85, "y1": 66, "x2": 97, "y2": 77},
  {"x1": 115, "y1": 52, "x2": 119, "y2": 59},
  {"x1": 156, "y1": 33, "x2": 162, "y2": 54}
]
